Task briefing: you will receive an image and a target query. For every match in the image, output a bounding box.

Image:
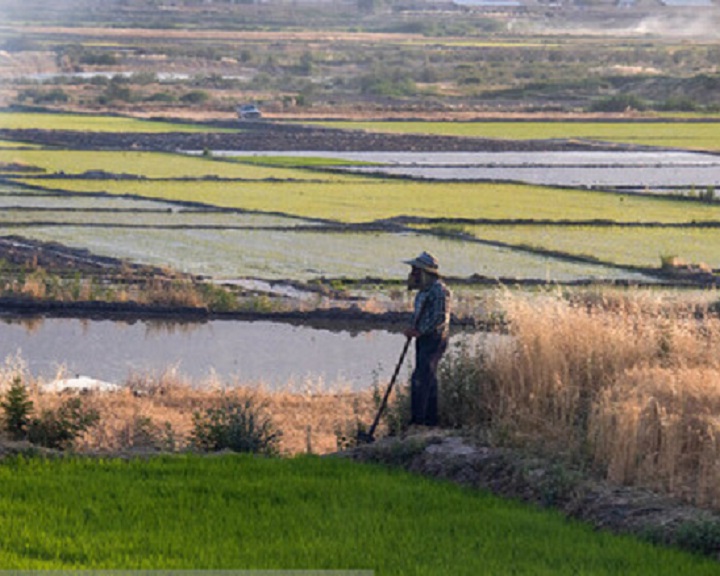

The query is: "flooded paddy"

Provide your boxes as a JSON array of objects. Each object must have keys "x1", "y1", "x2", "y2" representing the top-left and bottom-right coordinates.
[
  {"x1": 0, "y1": 317, "x2": 480, "y2": 391},
  {"x1": 218, "y1": 150, "x2": 720, "y2": 189},
  {"x1": 5, "y1": 224, "x2": 659, "y2": 282}
]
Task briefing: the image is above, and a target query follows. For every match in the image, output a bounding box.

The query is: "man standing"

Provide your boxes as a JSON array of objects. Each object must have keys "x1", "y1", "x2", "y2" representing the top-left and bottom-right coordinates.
[{"x1": 403, "y1": 251, "x2": 451, "y2": 427}]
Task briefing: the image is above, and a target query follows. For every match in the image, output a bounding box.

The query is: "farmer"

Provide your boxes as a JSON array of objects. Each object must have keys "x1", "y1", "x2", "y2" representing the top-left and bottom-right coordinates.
[{"x1": 403, "y1": 251, "x2": 451, "y2": 427}]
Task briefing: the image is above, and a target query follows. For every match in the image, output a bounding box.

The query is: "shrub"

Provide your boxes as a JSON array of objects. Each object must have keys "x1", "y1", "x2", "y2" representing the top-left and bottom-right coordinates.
[
  {"x1": 145, "y1": 92, "x2": 177, "y2": 103},
  {"x1": 0, "y1": 377, "x2": 34, "y2": 440},
  {"x1": 79, "y1": 52, "x2": 118, "y2": 66},
  {"x1": 98, "y1": 80, "x2": 134, "y2": 104},
  {"x1": 17, "y1": 88, "x2": 69, "y2": 105},
  {"x1": 27, "y1": 397, "x2": 100, "y2": 450},
  {"x1": 191, "y1": 396, "x2": 281, "y2": 455},
  {"x1": 589, "y1": 94, "x2": 647, "y2": 112},
  {"x1": 659, "y1": 96, "x2": 699, "y2": 112},
  {"x1": 438, "y1": 339, "x2": 491, "y2": 429},
  {"x1": 180, "y1": 90, "x2": 210, "y2": 104},
  {"x1": 675, "y1": 520, "x2": 720, "y2": 557}
]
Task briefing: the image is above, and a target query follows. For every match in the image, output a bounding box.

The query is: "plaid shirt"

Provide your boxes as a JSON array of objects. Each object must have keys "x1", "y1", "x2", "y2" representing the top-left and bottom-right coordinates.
[{"x1": 413, "y1": 278, "x2": 451, "y2": 338}]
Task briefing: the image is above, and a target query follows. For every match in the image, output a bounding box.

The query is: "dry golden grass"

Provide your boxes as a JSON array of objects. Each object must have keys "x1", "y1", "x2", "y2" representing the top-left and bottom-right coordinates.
[
  {"x1": 481, "y1": 288, "x2": 720, "y2": 508},
  {"x1": 0, "y1": 358, "x2": 376, "y2": 456},
  {"x1": 591, "y1": 367, "x2": 720, "y2": 509}
]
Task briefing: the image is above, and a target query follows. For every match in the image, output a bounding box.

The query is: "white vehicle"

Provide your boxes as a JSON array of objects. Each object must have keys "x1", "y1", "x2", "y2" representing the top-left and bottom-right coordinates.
[{"x1": 237, "y1": 104, "x2": 262, "y2": 119}]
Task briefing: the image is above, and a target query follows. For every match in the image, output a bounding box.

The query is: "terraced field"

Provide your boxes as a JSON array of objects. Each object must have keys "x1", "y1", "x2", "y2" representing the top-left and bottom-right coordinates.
[{"x1": 1, "y1": 113, "x2": 719, "y2": 293}]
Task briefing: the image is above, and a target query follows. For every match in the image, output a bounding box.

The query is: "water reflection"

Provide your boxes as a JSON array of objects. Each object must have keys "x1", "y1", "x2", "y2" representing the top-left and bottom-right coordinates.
[{"x1": 1, "y1": 316, "x2": 472, "y2": 391}]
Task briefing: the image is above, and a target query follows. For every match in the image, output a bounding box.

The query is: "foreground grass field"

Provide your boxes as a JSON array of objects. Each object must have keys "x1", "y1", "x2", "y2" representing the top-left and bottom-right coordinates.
[{"x1": 1, "y1": 454, "x2": 718, "y2": 573}]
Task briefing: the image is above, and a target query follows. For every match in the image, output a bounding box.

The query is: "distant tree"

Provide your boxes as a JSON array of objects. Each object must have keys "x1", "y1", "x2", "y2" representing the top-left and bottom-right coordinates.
[
  {"x1": 589, "y1": 94, "x2": 647, "y2": 112},
  {"x1": 180, "y1": 90, "x2": 210, "y2": 104}
]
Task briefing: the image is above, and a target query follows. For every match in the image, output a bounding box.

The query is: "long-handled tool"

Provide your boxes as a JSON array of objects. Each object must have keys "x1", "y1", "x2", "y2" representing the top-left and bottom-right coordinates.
[{"x1": 357, "y1": 335, "x2": 412, "y2": 444}]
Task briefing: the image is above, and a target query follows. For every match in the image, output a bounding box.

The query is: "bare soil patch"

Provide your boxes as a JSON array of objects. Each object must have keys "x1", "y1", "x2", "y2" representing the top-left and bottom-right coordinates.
[{"x1": 0, "y1": 120, "x2": 643, "y2": 153}]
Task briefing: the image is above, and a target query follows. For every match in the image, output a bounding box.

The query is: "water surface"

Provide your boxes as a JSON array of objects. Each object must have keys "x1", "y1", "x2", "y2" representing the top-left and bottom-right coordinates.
[{"x1": 1, "y1": 317, "x2": 474, "y2": 391}]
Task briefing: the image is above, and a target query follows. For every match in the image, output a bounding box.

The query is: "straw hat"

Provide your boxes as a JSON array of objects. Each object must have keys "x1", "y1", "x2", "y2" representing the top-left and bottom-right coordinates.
[{"x1": 404, "y1": 251, "x2": 440, "y2": 275}]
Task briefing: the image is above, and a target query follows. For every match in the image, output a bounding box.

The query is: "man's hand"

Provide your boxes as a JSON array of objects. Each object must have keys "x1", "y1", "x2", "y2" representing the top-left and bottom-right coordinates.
[{"x1": 404, "y1": 327, "x2": 420, "y2": 339}]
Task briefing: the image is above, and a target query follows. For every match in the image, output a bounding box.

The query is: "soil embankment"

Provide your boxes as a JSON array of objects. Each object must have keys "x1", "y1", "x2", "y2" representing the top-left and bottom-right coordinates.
[{"x1": 0, "y1": 119, "x2": 649, "y2": 153}]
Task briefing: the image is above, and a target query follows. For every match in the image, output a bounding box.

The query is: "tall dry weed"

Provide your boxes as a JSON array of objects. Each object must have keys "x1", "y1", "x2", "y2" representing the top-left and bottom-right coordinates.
[
  {"x1": 471, "y1": 288, "x2": 720, "y2": 508},
  {"x1": 590, "y1": 367, "x2": 720, "y2": 509}
]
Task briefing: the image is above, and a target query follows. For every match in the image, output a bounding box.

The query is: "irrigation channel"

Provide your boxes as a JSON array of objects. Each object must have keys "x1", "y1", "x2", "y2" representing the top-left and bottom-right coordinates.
[{"x1": 0, "y1": 317, "x2": 485, "y2": 391}]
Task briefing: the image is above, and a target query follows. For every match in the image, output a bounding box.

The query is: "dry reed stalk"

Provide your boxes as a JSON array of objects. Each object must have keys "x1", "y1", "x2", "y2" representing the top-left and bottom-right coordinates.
[
  {"x1": 485, "y1": 289, "x2": 720, "y2": 440},
  {"x1": 478, "y1": 289, "x2": 720, "y2": 508},
  {"x1": 21, "y1": 275, "x2": 46, "y2": 299},
  {"x1": 590, "y1": 367, "x2": 720, "y2": 509},
  {"x1": 141, "y1": 278, "x2": 205, "y2": 308}
]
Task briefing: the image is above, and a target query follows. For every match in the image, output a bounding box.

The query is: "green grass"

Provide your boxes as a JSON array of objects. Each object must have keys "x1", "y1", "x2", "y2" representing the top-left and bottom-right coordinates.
[
  {"x1": 0, "y1": 112, "x2": 232, "y2": 133},
  {"x1": 0, "y1": 139, "x2": 40, "y2": 149},
  {"x1": 457, "y1": 224, "x2": 720, "y2": 269},
  {"x1": 14, "y1": 177, "x2": 720, "y2": 225},
  {"x1": 0, "y1": 454, "x2": 717, "y2": 573},
  {"x1": 0, "y1": 149, "x2": 353, "y2": 181},
  {"x1": 304, "y1": 121, "x2": 720, "y2": 151}
]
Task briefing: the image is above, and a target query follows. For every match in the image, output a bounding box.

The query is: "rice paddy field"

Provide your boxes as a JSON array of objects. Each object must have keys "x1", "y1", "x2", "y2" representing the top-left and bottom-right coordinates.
[
  {"x1": 0, "y1": 453, "x2": 718, "y2": 573},
  {"x1": 1, "y1": 112, "x2": 719, "y2": 285}
]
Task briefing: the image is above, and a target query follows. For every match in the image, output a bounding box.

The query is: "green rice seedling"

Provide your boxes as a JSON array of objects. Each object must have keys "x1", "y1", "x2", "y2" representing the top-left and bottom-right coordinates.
[
  {"x1": 0, "y1": 112, "x2": 231, "y2": 133},
  {"x1": 0, "y1": 454, "x2": 718, "y2": 573},
  {"x1": 460, "y1": 224, "x2": 720, "y2": 270},
  {"x1": 14, "y1": 177, "x2": 720, "y2": 224},
  {"x1": 306, "y1": 121, "x2": 720, "y2": 151},
  {"x1": 6, "y1": 225, "x2": 656, "y2": 282},
  {"x1": 0, "y1": 149, "x2": 353, "y2": 181}
]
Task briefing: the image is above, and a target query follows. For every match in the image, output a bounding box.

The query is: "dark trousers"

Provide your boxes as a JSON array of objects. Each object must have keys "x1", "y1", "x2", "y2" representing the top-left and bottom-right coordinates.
[{"x1": 410, "y1": 333, "x2": 448, "y2": 426}]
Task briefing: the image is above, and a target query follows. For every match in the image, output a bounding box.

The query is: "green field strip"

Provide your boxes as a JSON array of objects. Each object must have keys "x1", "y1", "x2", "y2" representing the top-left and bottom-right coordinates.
[
  {"x1": 0, "y1": 208, "x2": 321, "y2": 229},
  {"x1": 0, "y1": 455, "x2": 716, "y2": 573},
  {"x1": 304, "y1": 121, "x2": 720, "y2": 151},
  {"x1": 0, "y1": 149, "x2": 357, "y2": 181},
  {"x1": 0, "y1": 112, "x2": 233, "y2": 133},
  {"x1": 0, "y1": 139, "x2": 41, "y2": 149},
  {"x1": 14, "y1": 177, "x2": 720, "y2": 225},
  {"x1": 0, "y1": 192, "x2": 179, "y2": 211},
  {"x1": 6, "y1": 224, "x2": 657, "y2": 283},
  {"x1": 459, "y1": 224, "x2": 720, "y2": 270}
]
